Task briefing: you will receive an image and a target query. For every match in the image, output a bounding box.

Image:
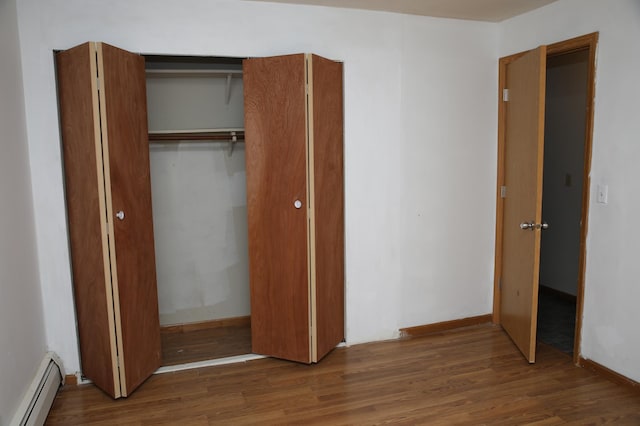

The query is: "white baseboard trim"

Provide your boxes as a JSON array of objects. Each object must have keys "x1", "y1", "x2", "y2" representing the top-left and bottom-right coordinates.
[
  {"x1": 155, "y1": 353, "x2": 267, "y2": 374},
  {"x1": 10, "y1": 352, "x2": 64, "y2": 426},
  {"x1": 154, "y1": 343, "x2": 348, "y2": 375}
]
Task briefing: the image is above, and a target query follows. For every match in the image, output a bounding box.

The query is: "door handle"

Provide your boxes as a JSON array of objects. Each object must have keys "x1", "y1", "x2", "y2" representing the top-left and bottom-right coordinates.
[
  {"x1": 116, "y1": 210, "x2": 125, "y2": 220},
  {"x1": 520, "y1": 221, "x2": 549, "y2": 230}
]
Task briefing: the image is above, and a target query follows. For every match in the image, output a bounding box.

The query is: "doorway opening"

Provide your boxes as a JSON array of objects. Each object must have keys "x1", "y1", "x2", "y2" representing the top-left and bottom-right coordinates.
[
  {"x1": 144, "y1": 55, "x2": 252, "y2": 366},
  {"x1": 537, "y1": 49, "x2": 590, "y2": 355},
  {"x1": 493, "y1": 32, "x2": 598, "y2": 364}
]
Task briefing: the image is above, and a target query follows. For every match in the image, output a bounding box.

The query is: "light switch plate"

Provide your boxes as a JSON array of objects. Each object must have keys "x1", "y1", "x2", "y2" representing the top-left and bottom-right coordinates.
[{"x1": 597, "y1": 184, "x2": 608, "y2": 204}]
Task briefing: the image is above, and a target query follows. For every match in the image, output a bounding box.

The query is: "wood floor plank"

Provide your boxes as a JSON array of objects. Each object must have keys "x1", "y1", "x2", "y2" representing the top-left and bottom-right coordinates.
[
  {"x1": 46, "y1": 325, "x2": 640, "y2": 425},
  {"x1": 160, "y1": 321, "x2": 251, "y2": 366}
]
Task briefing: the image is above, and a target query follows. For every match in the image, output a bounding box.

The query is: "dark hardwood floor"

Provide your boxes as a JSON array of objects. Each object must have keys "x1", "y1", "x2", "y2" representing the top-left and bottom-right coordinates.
[
  {"x1": 46, "y1": 324, "x2": 640, "y2": 425},
  {"x1": 161, "y1": 319, "x2": 252, "y2": 366}
]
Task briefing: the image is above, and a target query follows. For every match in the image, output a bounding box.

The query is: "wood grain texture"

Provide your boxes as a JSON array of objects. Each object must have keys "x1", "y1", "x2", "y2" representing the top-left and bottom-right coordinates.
[
  {"x1": 546, "y1": 32, "x2": 599, "y2": 56},
  {"x1": 64, "y1": 375, "x2": 78, "y2": 386},
  {"x1": 46, "y1": 325, "x2": 640, "y2": 425},
  {"x1": 99, "y1": 43, "x2": 162, "y2": 395},
  {"x1": 161, "y1": 319, "x2": 251, "y2": 366},
  {"x1": 309, "y1": 54, "x2": 345, "y2": 362},
  {"x1": 161, "y1": 316, "x2": 251, "y2": 334},
  {"x1": 492, "y1": 49, "x2": 529, "y2": 327},
  {"x1": 243, "y1": 54, "x2": 310, "y2": 363},
  {"x1": 493, "y1": 57, "x2": 507, "y2": 326},
  {"x1": 579, "y1": 356, "x2": 640, "y2": 390},
  {"x1": 56, "y1": 42, "x2": 118, "y2": 398},
  {"x1": 399, "y1": 314, "x2": 492, "y2": 337},
  {"x1": 96, "y1": 42, "x2": 128, "y2": 397},
  {"x1": 500, "y1": 46, "x2": 547, "y2": 363},
  {"x1": 305, "y1": 55, "x2": 316, "y2": 363}
]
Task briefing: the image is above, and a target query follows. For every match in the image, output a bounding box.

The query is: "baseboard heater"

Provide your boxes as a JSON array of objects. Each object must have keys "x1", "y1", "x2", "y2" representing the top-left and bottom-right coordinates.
[{"x1": 11, "y1": 352, "x2": 64, "y2": 426}]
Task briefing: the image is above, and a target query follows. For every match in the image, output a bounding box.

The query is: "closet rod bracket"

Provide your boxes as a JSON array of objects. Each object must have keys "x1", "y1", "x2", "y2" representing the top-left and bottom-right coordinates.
[
  {"x1": 225, "y1": 73, "x2": 233, "y2": 105},
  {"x1": 228, "y1": 131, "x2": 238, "y2": 156}
]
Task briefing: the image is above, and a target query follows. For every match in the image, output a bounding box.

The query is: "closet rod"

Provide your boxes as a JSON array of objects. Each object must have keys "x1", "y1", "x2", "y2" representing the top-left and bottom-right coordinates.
[{"x1": 148, "y1": 130, "x2": 245, "y2": 142}]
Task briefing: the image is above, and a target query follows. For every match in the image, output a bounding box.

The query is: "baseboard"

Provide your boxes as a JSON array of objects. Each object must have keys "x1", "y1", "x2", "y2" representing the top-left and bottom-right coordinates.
[
  {"x1": 64, "y1": 374, "x2": 78, "y2": 386},
  {"x1": 399, "y1": 314, "x2": 493, "y2": 338},
  {"x1": 10, "y1": 352, "x2": 64, "y2": 426},
  {"x1": 578, "y1": 357, "x2": 640, "y2": 390},
  {"x1": 161, "y1": 315, "x2": 251, "y2": 334},
  {"x1": 539, "y1": 285, "x2": 577, "y2": 303}
]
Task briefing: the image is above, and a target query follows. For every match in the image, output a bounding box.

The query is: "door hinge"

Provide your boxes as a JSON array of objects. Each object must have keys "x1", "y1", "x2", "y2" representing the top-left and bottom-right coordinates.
[
  {"x1": 500, "y1": 186, "x2": 507, "y2": 198},
  {"x1": 502, "y1": 88, "x2": 509, "y2": 102}
]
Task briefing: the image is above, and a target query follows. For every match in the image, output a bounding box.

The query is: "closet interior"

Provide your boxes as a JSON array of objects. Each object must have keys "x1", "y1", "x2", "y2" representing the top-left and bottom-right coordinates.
[{"x1": 145, "y1": 55, "x2": 252, "y2": 366}]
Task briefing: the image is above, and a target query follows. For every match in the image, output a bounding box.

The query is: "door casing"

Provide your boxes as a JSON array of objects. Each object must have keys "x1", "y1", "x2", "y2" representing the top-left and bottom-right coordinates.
[{"x1": 493, "y1": 32, "x2": 598, "y2": 364}]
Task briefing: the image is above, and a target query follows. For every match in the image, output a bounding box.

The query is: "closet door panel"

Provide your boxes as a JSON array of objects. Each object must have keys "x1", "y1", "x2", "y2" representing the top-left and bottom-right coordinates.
[
  {"x1": 56, "y1": 43, "x2": 119, "y2": 398},
  {"x1": 244, "y1": 54, "x2": 311, "y2": 363},
  {"x1": 99, "y1": 43, "x2": 161, "y2": 395},
  {"x1": 310, "y1": 55, "x2": 345, "y2": 361}
]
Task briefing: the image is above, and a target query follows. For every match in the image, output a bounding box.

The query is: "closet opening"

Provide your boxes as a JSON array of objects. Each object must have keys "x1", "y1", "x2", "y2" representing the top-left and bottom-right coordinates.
[{"x1": 144, "y1": 54, "x2": 252, "y2": 366}]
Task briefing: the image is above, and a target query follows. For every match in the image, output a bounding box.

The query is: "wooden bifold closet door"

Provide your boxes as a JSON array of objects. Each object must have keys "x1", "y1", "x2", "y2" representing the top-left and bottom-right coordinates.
[
  {"x1": 57, "y1": 42, "x2": 161, "y2": 398},
  {"x1": 58, "y1": 44, "x2": 341, "y2": 399},
  {"x1": 243, "y1": 53, "x2": 344, "y2": 363}
]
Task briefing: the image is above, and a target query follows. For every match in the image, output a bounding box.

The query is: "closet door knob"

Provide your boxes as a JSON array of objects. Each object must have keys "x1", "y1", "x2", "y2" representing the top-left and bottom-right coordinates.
[
  {"x1": 116, "y1": 210, "x2": 125, "y2": 220},
  {"x1": 293, "y1": 200, "x2": 302, "y2": 209}
]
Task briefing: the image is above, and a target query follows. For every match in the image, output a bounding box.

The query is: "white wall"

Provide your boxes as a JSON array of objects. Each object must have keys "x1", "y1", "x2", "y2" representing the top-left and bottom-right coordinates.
[
  {"x1": 16, "y1": 0, "x2": 498, "y2": 374},
  {"x1": 500, "y1": 0, "x2": 640, "y2": 382},
  {"x1": 0, "y1": 0, "x2": 48, "y2": 423},
  {"x1": 148, "y1": 74, "x2": 250, "y2": 325},
  {"x1": 397, "y1": 16, "x2": 498, "y2": 327},
  {"x1": 150, "y1": 144, "x2": 250, "y2": 325}
]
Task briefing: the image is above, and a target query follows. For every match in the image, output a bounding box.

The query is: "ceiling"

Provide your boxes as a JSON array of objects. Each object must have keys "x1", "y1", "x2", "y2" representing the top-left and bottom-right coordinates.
[{"x1": 246, "y1": 0, "x2": 559, "y2": 22}]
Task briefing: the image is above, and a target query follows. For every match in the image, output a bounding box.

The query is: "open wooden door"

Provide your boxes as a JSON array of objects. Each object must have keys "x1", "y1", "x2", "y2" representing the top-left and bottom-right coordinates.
[
  {"x1": 98, "y1": 43, "x2": 162, "y2": 396},
  {"x1": 499, "y1": 46, "x2": 547, "y2": 363},
  {"x1": 57, "y1": 42, "x2": 161, "y2": 398},
  {"x1": 244, "y1": 53, "x2": 344, "y2": 364},
  {"x1": 244, "y1": 54, "x2": 311, "y2": 363},
  {"x1": 309, "y1": 54, "x2": 345, "y2": 362}
]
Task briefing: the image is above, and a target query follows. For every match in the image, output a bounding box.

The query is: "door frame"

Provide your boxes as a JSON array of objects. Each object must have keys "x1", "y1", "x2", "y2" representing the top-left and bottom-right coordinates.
[{"x1": 492, "y1": 32, "x2": 598, "y2": 364}]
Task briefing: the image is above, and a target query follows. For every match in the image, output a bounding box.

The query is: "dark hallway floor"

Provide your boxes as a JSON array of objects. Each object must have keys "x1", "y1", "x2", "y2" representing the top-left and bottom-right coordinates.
[{"x1": 537, "y1": 286, "x2": 576, "y2": 354}]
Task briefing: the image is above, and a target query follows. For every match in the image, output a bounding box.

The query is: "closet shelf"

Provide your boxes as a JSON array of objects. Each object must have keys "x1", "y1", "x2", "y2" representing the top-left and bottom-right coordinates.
[
  {"x1": 148, "y1": 129, "x2": 245, "y2": 143},
  {"x1": 145, "y1": 69, "x2": 243, "y2": 78}
]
